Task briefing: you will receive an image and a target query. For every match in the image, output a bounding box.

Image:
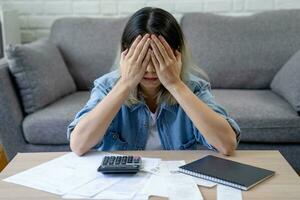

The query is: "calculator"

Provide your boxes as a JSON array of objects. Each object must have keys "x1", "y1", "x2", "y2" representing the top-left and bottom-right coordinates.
[{"x1": 97, "y1": 155, "x2": 142, "y2": 174}]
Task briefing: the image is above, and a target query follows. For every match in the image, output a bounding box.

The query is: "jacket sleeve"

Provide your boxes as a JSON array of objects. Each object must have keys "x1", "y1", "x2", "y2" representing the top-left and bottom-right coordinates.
[
  {"x1": 192, "y1": 79, "x2": 241, "y2": 151},
  {"x1": 66, "y1": 80, "x2": 114, "y2": 149}
]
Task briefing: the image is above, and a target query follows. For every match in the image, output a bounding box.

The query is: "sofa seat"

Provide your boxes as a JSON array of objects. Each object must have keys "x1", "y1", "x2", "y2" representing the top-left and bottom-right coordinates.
[
  {"x1": 212, "y1": 89, "x2": 300, "y2": 143},
  {"x1": 23, "y1": 89, "x2": 300, "y2": 145},
  {"x1": 23, "y1": 92, "x2": 89, "y2": 144}
]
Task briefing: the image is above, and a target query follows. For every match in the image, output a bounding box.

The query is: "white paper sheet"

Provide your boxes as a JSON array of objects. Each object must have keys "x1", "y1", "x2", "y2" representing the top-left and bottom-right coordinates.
[
  {"x1": 140, "y1": 157, "x2": 161, "y2": 174},
  {"x1": 3, "y1": 154, "x2": 204, "y2": 200},
  {"x1": 151, "y1": 160, "x2": 185, "y2": 176},
  {"x1": 140, "y1": 174, "x2": 168, "y2": 197},
  {"x1": 93, "y1": 172, "x2": 150, "y2": 199},
  {"x1": 217, "y1": 184, "x2": 243, "y2": 200},
  {"x1": 62, "y1": 157, "x2": 159, "y2": 199},
  {"x1": 3, "y1": 152, "x2": 107, "y2": 195},
  {"x1": 158, "y1": 160, "x2": 216, "y2": 187},
  {"x1": 63, "y1": 172, "x2": 151, "y2": 200},
  {"x1": 192, "y1": 177, "x2": 217, "y2": 188},
  {"x1": 140, "y1": 161, "x2": 203, "y2": 200},
  {"x1": 63, "y1": 174, "x2": 122, "y2": 197},
  {"x1": 173, "y1": 160, "x2": 217, "y2": 188},
  {"x1": 166, "y1": 173, "x2": 203, "y2": 200}
]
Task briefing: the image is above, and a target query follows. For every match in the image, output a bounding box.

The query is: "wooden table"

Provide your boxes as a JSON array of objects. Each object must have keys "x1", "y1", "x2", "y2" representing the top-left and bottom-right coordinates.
[
  {"x1": 0, "y1": 150, "x2": 300, "y2": 200},
  {"x1": 0, "y1": 144, "x2": 8, "y2": 172}
]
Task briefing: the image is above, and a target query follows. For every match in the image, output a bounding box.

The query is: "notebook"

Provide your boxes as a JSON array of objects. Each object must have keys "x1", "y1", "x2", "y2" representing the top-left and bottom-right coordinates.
[{"x1": 178, "y1": 155, "x2": 275, "y2": 191}]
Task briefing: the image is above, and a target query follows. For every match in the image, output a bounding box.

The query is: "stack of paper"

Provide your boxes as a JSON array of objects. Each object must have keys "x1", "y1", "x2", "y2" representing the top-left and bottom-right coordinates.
[
  {"x1": 2, "y1": 152, "x2": 243, "y2": 200},
  {"x1": 138, "y1": 161, "x2": 204, "y2": 200},
  {"x1": 3, "y1": 152, "x2": 160, "y2": 199}
]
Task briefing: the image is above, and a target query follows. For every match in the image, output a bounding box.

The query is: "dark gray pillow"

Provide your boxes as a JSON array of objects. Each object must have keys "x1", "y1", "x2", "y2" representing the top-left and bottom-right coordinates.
[
  {"x1": 271, "y1": 49, "x2": 300, "y2": 115},
  {"x1": 6, "y1": 38, "x2": 76, "y2": 114},
  {"x1": 50, "y1": 17, "x2": 129, "y2": 90}
]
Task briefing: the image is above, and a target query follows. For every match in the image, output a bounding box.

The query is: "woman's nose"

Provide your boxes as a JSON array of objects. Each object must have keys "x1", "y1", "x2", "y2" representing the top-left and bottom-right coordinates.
[{"x1": 146, "y1": 60, "x2": 156, "y2": 72}]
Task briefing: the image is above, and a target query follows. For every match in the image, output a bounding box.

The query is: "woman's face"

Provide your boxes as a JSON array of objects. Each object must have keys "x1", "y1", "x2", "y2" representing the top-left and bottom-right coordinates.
[{"x1": 139, "y1": 55, "x2": 161, "y2": 92}]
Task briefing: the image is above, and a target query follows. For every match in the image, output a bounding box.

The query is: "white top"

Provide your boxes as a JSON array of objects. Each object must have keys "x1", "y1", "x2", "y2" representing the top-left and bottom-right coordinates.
[{"x1": 145, "y1": 110, "x2": 164, "y2": 150}]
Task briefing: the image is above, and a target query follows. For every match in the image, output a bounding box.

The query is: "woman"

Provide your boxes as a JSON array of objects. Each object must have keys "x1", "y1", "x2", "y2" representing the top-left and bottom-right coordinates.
[{"x1": 67, "y1": 7, "x2": 241, "y2": 156}]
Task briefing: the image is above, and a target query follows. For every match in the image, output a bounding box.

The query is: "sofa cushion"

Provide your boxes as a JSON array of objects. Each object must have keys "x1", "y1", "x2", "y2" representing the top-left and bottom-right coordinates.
[
  {"x1": 23, "y1": 92, "x2": 89, "y2": 144},
  {"x1": 6, "y1": 38, "x2": 76, "y2": 114},
  {"x1": 271, "y1": 48, "x2": 300, "y2": 115},
  {"x1": 50, "y1": 17, "x2": 129, "y2": 90},
  {"x1": 181, "y1": 10, "x2": 300, "y2": 89},
  {"x1": 212, "y1": 89, "x2": 300, "y2": 143}
]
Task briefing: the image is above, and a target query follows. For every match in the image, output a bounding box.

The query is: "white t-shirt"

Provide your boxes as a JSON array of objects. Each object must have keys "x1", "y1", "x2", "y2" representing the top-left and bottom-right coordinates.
[{"x1": 145, "y1": 110, "x2": 164, "y2": 150}]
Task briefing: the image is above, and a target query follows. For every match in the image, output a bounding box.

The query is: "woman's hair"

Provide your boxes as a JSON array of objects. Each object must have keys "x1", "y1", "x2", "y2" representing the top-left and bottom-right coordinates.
[{"x1": 111, "y1": 7, "x2": 208, "y2": 106}]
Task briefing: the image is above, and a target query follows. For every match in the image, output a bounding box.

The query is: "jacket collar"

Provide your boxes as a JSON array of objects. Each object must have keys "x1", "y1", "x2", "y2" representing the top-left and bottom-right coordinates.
[{"x1": 128, "y1": 100, "x2": 177, "y2": 115}]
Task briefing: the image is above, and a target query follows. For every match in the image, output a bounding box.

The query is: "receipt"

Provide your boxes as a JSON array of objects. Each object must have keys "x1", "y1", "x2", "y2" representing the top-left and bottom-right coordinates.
[{"x1": 217, "y1": 184, "x2": 243, "y2": 200}]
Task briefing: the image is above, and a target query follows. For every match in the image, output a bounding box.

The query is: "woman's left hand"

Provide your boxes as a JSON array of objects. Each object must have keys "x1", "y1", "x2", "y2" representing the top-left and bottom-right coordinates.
[{"x1": 150, "y1": 34, "x2": 182, "y2": 90}]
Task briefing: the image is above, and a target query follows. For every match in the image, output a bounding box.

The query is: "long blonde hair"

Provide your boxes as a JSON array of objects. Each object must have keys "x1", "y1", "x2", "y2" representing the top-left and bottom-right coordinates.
[{"x1": 111, "y1": 7, "x2": 209, "y2": 106}]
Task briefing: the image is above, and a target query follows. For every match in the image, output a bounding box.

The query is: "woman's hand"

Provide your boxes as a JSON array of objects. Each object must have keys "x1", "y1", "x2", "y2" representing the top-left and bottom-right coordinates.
[
  {"x1": 119, "y1": 34, "x2": 152, "y2": 90},
  {"x1": 150, "y1": 34, "x2": 182, "y2": 90}
]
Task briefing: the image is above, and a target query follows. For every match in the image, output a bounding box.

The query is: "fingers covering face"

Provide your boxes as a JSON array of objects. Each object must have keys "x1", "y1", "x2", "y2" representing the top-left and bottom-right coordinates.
[
  {"x1": 150, "y1": 50, "x2": 159, "y2": 70},
  {"x1": 142, "y1": 49, "x2": 152, "y2": 69},
  {"x1": 126, "y1": 35, "x2": 142, "y2": 58},
  {"x1": 136, "y1": 36, "x2": 151, "y2": 63},
  {"x1": 158, "y1": 35, "x2": 176, "y2": 60},
  {"x1": 124, "y1": 34, "x2": 178, "y2": 65},
  {"x1": 151, "y1": 35, "x2": 170, "y2": 62}
]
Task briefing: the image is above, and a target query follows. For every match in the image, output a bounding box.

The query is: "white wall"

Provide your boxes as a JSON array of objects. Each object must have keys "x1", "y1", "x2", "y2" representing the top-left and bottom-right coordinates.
[{"x1": 0, "y1": 0, "x2": 300, "y2": 43}]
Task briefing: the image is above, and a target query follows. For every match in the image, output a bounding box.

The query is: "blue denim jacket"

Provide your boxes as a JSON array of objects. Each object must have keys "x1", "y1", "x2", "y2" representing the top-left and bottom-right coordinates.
[{"x1": 67, "y1": 70, "x2": 241, "y2": 151}]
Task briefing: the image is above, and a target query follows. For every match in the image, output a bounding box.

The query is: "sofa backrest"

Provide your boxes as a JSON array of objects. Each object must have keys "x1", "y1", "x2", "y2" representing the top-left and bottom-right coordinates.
[
  {"x1": 50, "y1": 10, "x2": 300, "y2": 90},
  {"x1": 50, "y1": 17, "x2": 129, "y2": 90},
  {"x1": 181, "y1": 9, "x2": 300, "y2": 89}
]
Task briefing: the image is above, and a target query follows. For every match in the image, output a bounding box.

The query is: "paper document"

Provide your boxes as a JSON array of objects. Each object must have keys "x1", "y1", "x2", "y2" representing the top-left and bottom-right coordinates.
[
  {"x1": 93, "y1": 172, "x2": 150, "y2": 199},
  {"x1": 157, "y1": 160, "x2": 216, "y2": 187},
  {"x1": 3, "y1": 151, "x2": 160, "y2": 199},
  {"x1": 192, "y1": 177, "x2": 217, "y2": 187},
  {"x1": 217, "y1": 184, "x2": 243, "y2": 200},
  {"x1": 3, "y1": 152, "x2": 107, "y2": 195},
  {"x1": 140, "y1": 157, "x2": 161, "y2": 174},
  {"x1": 167, "y1": 174, "x2": 204, "y2": 200},
  {"x1": 63, "y1": 174, "x2": 122, "y2": 198},
  {"x1": 140, "y1": 161, "x2": 203, "y2": 200},
  {"x1": 3, "y1": 153, "x2": 206, "y2": 200},
  {"x1": 63, "y1": 172, "x2": 151, "y2": 199}
]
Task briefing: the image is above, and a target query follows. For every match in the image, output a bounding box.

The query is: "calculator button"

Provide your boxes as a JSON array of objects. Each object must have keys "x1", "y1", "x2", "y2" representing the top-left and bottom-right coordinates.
[
  {"x1": 121, "y1": 156, "x2": 127, "y2": 164},
  {"x1": 103, "y1": 156, "x2": 109, "y2": 165},
  {"x1": 127, "y1": 156, "x2": 133, "y2": 163},
  {"x1": 98, "y1": 155, "x2": 142, "y2": 174},
  {"x1": 115, "y1": 156, "x2": 122, "y2": 165},
  {"x1": 133, "y1": 157, "x2": 140, "y2": 163},
  {"x1": 109, "y1": 156, "x2": 115, "y2": 165}
]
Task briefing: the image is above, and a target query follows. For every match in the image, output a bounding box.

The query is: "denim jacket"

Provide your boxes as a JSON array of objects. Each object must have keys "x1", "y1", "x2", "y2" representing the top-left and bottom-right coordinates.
[{"x1": 67, "y1": 70, "x2": 241, "y2": 151}]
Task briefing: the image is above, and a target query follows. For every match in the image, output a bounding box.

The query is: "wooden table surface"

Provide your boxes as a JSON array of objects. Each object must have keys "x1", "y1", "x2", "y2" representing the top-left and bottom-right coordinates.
[
  {"x1": 0, "y1": 150, "x2": 300, "y2": 200},
  {"x1": 0, "y1": 144, "x2": 8, "y2": 172}
]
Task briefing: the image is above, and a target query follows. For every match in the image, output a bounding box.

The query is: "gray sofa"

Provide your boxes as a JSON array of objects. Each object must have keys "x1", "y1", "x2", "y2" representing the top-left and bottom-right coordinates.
[{"x1": 1, "y1": 9, "x2": 300, "y2": 172}]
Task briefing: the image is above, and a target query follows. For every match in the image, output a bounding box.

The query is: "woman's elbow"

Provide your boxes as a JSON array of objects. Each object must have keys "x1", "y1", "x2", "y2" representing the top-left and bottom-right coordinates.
[
  {"x1": 220, "y1": 137, "x2": 237, "y2": 156},
  {"x1": 70, "y1": 144, "x2": 86, "y2": 157},
  {"x1": 70, "y1": 134, "x2": 88, "y2": 157},
  {"x1": 221, "y1": 145, "x2": 236, "y2": 156}
]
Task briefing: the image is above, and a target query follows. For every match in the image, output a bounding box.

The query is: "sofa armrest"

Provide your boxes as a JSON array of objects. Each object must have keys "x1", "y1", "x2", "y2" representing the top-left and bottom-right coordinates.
[
  {"x1": 0, "y1": 59, "x2": 27, "y2": 160},
  {"x1": 271, "y1": 49, "x2": 300, "y2": 116}
]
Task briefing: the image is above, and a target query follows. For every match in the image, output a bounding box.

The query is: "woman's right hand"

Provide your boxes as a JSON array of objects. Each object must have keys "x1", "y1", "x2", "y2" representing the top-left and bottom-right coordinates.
[{"x1": 119, "y1": 34, "x2": 152, "y2": 90}]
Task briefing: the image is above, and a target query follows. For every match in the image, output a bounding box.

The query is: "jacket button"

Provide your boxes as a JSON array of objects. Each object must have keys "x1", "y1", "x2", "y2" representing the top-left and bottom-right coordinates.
[{"x1": 112, "y1": 133, "x2": 118, "y2": 140}]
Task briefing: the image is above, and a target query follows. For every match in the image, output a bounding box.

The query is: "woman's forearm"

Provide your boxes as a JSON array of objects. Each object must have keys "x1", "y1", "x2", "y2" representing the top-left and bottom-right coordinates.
[
  {"x1": 70, "y1": 79, "x2": 131, "y2": 156},
  {"x1": 167, "y1": 81, "x2": 237, "y2": 155}
]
